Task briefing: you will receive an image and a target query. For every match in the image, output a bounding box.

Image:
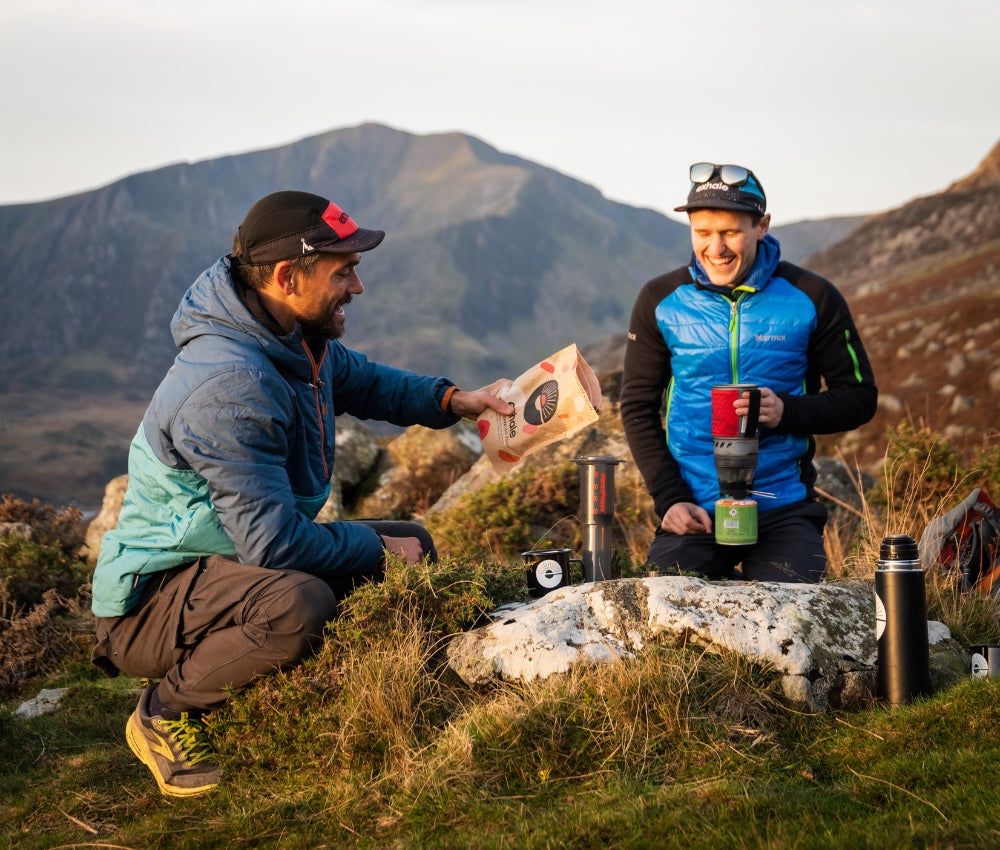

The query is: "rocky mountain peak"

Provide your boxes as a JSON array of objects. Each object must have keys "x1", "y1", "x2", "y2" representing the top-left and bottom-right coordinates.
[{"x1": 947, "y1": 139, "x2": 1000, "y2": 192}]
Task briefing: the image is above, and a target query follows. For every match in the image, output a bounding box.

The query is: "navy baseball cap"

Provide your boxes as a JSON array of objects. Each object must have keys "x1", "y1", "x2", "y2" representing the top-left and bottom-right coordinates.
[{"x1": 674, "y1": 163, "x2": 767, "y2": 216}]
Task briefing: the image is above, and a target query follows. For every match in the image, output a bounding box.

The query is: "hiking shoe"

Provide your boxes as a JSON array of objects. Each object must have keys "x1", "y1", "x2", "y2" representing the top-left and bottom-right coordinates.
[{"x1": 125, "y1": 683, "x2": 220, "y2": 798}]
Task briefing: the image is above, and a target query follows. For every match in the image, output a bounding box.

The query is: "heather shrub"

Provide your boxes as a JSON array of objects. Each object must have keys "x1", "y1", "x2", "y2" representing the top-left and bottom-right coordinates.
[
  {"x1": 0, "y1": 496, "x2": 93, "y2": 696},
  {"x1": 0, "y1": 583, "x2": 92, "y2": 696},
  {"x1": 0, "y1": 494, "x2": 85, "y2": 554},
  {"x1": 0, "y1": 536, "x2": 90, "y2": 610}
]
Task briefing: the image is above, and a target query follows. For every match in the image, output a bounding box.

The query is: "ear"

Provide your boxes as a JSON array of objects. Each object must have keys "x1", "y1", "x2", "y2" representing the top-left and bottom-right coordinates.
[
  {"x1": 757, "y1": 213, "x2": 771, "y2": 239},
  {"x1": 272, "y1": 260, "x2": 297, "y2": 296}
]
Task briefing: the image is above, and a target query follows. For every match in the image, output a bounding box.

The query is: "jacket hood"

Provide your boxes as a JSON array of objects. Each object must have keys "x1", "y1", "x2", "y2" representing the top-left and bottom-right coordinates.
[
  {"x1": 689, "y1": 233, "x2": 782, "y2": 292},
  {"x1": 170, "y1": 256, "x2": 313, "y2": 379}
]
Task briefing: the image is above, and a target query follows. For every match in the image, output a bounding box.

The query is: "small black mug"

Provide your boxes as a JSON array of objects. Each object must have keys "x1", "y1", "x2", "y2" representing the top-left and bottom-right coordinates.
[
  {"x1": 970, "y1": 645, "x2": 1000, "y2": 678},
  {"x1": 524, "y1": 548, "x2": 584, "y2": 598}
]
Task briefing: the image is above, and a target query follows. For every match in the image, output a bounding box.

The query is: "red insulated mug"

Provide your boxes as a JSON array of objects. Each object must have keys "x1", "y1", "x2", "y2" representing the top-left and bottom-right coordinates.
[{"x1": 711, "y1": 384, "x2": 761, "y2": 438}]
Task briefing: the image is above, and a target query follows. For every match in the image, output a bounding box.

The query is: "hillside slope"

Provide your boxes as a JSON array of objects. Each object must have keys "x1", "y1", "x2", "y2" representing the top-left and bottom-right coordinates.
[
  {"x1": 806, "y1": 140, "x2": 1000, "y2": 468},
  {"x1": 584, "y1": 141, "x2": 1000, "y2": 478}
]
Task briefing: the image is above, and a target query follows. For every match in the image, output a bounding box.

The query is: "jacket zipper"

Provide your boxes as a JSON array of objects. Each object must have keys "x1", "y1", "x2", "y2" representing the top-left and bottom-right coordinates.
[
  {"x1": 302, "y1": 343, "x2": 330, "y2": 479},
  {"x1": 727, "y1": 292, "x2": 749, "y2": 380}
]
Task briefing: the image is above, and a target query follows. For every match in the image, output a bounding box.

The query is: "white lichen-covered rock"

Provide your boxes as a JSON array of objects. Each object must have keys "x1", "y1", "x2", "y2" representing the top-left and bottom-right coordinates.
[
  {"x1": 446, "y1": 577, "x2": 963, "y2": 711},
  {"x1": 15, "y1": 688, "x2": 67, "y2": 718}
]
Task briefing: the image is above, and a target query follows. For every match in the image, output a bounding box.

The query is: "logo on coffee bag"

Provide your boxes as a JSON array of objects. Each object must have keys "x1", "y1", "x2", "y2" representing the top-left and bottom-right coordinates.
[{"x1": 525, "y1": 380, "x2": 559, "y2": 426}]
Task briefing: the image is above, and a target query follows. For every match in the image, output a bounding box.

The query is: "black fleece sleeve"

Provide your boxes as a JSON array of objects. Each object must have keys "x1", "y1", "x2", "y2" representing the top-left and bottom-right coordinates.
[
  {"x1": 620, "y1": 271, "x2": 695, "y2": 518},
  {"x1": 773, "y1": 263, "x2": 878, "y2": 435}
]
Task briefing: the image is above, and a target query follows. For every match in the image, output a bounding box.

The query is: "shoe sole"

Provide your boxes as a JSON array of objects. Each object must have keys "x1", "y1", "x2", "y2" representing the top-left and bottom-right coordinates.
[{"x1": 126, "y1": 709, "x2": 218, "y2": 798}]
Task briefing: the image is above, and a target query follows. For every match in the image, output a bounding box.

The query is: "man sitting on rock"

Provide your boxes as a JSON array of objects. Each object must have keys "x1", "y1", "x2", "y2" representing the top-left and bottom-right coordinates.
[
  {"x1": 90, "y1": 190, "x2": 513, "y2": 798},
  {"x1": 621, "y1": 163, "x2": 877, "y2": 582}
]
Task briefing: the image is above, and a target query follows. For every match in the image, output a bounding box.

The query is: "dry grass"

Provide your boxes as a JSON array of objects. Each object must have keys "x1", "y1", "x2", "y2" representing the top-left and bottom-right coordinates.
[
  {"x1": 330, "y1": 604, "x2": 457, "y2": 778},
  {"x1": 0, "y1": 581, "x2": 92, "y2": 694},
  {"x1": 218, "y1": 585, "x2": 796, "y2": 822},
  {"x1": 822, "y1": 429, "x2": 1000, "y2": 645}
]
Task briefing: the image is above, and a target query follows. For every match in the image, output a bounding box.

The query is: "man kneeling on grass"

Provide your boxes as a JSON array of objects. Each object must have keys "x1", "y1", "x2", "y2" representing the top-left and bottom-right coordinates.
[{"x1": 90, "y1": 190, "x2": 513, "y2": 797}]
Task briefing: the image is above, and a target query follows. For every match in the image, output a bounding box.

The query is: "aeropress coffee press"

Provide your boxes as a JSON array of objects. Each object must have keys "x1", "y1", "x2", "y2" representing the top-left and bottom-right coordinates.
[{"x1": 524, "y1": 456, "x2": 622, "y2": 596}]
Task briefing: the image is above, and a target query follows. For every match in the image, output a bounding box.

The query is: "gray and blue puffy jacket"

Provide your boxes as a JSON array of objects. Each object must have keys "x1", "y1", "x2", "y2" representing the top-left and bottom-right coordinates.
[
  {"x1": 92, "y1": 257, "x2": 459, "y2": 618},
  {"x1": 620, "y1": 235, "x2": 877, "y2": 519}
]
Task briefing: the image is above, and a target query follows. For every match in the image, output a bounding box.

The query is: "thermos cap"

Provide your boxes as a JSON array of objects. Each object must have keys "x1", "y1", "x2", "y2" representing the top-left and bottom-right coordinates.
[{"x1": 877, "y1": 534, "x2": 920, "y2": 570}]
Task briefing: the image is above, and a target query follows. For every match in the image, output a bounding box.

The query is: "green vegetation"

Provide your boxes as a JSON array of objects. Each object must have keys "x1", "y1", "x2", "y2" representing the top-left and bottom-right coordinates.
[
  {"x1": 2, "y1": 422, "x2": 1000, "y2": 848},
  {"x1": 426, "y1": 461, "x2": 583, "y2": 558}
]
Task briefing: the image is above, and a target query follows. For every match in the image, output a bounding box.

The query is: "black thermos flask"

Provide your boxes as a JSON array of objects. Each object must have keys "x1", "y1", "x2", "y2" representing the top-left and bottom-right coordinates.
[{"x1": 874, "y1": 534, "x2": 932, "y2": 705}]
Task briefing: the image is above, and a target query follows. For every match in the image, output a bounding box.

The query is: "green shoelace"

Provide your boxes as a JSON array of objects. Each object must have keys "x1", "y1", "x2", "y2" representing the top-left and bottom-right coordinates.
[{"x1": 161, "y1": 713, "x2": 216, "y2": 766}]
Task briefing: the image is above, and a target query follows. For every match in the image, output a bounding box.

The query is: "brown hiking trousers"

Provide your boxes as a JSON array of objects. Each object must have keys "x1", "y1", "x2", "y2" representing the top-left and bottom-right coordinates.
[{"x1": 91, "y1": 520, "x2": 435, "y2": 714}]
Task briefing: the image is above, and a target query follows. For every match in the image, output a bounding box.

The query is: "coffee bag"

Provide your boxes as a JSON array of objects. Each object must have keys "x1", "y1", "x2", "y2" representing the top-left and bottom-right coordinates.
[{"x1": 477, "y1": 343, "x2": 601, "y2": 473}]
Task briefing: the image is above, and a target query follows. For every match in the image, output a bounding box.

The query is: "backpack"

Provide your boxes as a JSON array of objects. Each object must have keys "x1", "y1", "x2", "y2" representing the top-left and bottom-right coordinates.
[{"x1": 918, "y1": 488, "x2": 1000, "y2": 595}]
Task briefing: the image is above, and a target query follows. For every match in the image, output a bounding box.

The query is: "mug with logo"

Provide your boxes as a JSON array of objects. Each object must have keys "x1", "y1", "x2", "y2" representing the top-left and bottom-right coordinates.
[
  {"x1": 524, "y1": 548, "x2": 584, "y2": 598},
  {"x1": 970, "y1": 644, "x2": 1000, "y2": 678}
]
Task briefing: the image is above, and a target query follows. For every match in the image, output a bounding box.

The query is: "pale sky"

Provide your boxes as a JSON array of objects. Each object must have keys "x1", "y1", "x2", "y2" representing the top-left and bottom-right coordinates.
[{"x1": 2, "y1": 0, "x2": 998, "y2": 224}]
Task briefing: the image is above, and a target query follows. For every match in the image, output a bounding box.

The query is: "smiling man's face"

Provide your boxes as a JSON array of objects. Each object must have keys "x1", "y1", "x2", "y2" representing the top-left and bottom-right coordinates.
[
  {"x1": 292, "y1": 252, "x2": 364, "y2": 340},
  {"x1": 688, "y1": 208, "x2": 771, "y2": 288}
]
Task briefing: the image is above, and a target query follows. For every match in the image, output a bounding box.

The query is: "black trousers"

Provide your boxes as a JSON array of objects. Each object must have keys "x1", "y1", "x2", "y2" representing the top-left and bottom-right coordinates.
[
  {"x1": 91, "y1": 520, "x2": 434, "y2": 713},
  {"x1": 646, "y1": 500, "x2": 828, "y2": 583}
]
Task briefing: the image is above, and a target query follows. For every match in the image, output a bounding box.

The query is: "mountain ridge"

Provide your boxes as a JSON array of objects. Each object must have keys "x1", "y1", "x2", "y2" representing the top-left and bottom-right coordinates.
[
  {"x1": 3, "y1": 123, "x2": 994, "y2": 509},
  {"x1": 0, "y1": 122, "x2": 854, "y2": 398},
  {"x1": 0, "y1": 123, "x2": 695, "y2": 394}
]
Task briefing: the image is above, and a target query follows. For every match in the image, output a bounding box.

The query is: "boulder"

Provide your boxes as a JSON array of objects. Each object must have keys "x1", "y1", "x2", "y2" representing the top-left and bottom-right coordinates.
[
  {"x1": 317, "y1": 416, "x2": 381, "y2": 522},
  {"x1": 446, "y1": 577, "x2": 965, "y2": 712},
  {"x1": 83, "y1": 473, "x2": 129, "y2": 562},
  {"x1": 0, "y1": 522, "x2": 34, "y2": 542},
  {"x1": 332, "y1": 415, "x2": 380, "y2": 488},
  {"x1": 354, "y1": 423, "x2": 481, "y2": 520}
]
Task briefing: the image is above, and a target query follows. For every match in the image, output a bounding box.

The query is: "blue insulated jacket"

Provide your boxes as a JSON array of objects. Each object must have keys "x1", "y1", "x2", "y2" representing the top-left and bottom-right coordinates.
[
  {"x1": 92, "y1": 257, "x2": 459, "y2": 618},
  {"x1": 620, "y1": 235, "x2": 877, "y2": 519}
]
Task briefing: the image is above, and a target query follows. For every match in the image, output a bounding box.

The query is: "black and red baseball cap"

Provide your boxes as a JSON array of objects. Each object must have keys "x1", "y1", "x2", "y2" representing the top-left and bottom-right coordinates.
[{"x1": 234, "y1": 190, "x2": 385, "y2": 265}]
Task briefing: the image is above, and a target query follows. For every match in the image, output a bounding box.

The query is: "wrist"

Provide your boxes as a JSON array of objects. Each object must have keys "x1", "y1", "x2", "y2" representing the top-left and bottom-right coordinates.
[{"x1": 441, "y1": 385, "x2": 459, "y2": 415}]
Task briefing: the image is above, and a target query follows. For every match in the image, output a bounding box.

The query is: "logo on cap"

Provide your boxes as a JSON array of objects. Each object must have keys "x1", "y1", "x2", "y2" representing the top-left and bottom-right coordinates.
[{"x1": 321, "y1": 202, "x2": 359, "y2": 240}]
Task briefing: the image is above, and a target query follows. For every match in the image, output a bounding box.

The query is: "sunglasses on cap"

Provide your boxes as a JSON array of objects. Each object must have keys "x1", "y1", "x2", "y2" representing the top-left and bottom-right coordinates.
[{"x1": 689, "y1": 162, "x2": 756, "y2": 187}]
